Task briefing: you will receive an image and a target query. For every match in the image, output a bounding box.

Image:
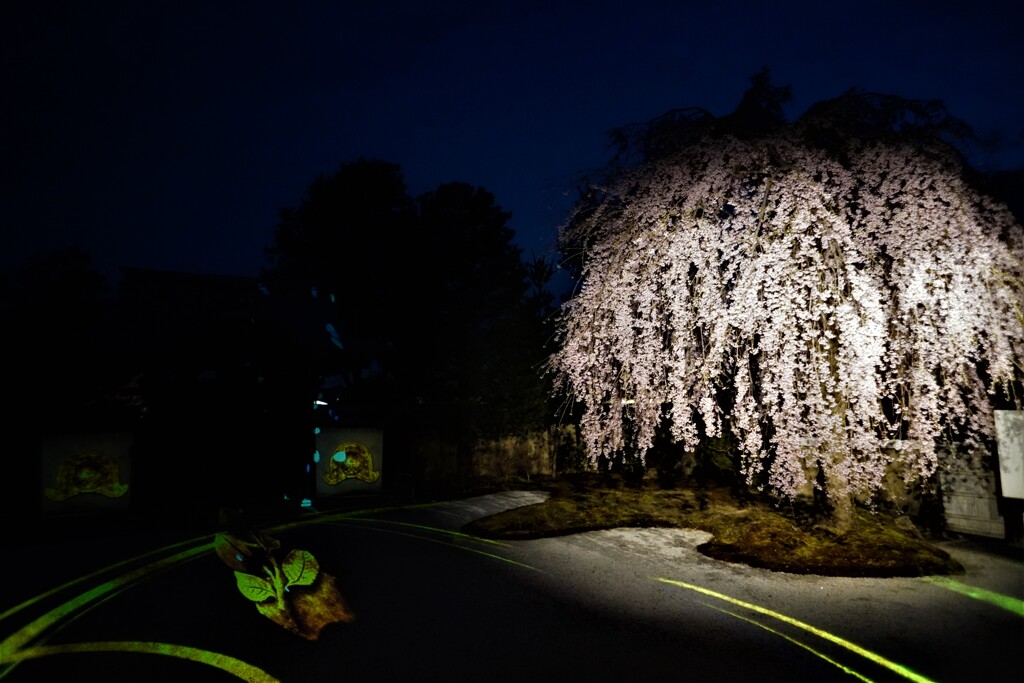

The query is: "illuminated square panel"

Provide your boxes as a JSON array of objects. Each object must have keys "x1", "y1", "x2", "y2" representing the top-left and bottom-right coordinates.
[
  {"x1": 39, "y1": 432, "x2": 133, "y2": 514},
  {"x1": 314, "y1": 428, "x2": 383, "y2": 498}
]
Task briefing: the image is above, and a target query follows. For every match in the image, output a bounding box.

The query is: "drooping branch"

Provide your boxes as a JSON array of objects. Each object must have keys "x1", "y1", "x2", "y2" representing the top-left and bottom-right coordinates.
[{"x1": 551, "y1": 125, "x2": 1024, "y2": 511}]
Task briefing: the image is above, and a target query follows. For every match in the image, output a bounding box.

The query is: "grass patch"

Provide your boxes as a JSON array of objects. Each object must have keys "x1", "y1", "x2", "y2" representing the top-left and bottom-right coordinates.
[{"x1": 462, "y1": 476, "x2": 963, "y2": 578}]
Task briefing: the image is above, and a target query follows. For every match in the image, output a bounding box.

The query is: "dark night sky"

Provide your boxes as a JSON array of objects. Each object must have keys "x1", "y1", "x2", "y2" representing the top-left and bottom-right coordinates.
[{"x1": 3, "y1": 0, "x2": 1022, "y2": 287}]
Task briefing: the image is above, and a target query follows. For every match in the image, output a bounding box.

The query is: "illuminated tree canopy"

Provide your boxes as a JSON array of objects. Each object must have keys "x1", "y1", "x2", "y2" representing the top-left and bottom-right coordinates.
[{"x1": 551, "y1": 82, "x2": 1024, "y2": 523}]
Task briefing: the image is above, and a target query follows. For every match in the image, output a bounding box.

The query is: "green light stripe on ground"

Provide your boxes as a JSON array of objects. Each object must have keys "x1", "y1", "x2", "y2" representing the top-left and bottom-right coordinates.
[
  {"x1": 0, "y1": 535, "x2": 213, "y2": 625},
  {"x1": 655, "y1": 578, "x2": 935, "y2": 683},
  {"x1": 266, "y1": 501, "x2": 448, "y2": 533},
  {"x1": 330, "y1": 522, "x2": 539, "y2": 571},
  {"x1": 336, "y1": 518, "x2": 511, "y2": 546},
  {"x1": 706, "y1": 605, "x2": 873, "y2": 682},
  {"x1": 6, "y1": 641, "x2": 278, "y2": 682},
  {"x1": 924, "y1": 577, "x2": 1024, "y2": 617},
  {"x1": 1, "y1": 543, "x2": 212, "y2": 657}
]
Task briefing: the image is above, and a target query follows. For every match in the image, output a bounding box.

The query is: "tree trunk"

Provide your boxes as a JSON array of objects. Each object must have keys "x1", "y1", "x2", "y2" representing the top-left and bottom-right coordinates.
[
  {"x1": 823, "y1": 437, "x2": 856, "y2": 533},
  {"x1": 824, "y1": 322, "x2": 855, "y2": 533},
  {"x1": 826, "y1": 482, "x2": 855, "y2": 532}
]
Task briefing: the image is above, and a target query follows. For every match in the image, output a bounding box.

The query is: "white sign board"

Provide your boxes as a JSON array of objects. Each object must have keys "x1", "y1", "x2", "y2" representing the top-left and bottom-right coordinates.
[{"x1": 994, "y1": 410, "x2": 1024, "y2": 500}]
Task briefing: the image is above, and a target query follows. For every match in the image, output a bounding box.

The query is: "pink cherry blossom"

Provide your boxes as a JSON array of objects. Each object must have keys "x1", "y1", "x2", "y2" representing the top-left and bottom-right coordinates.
[{"x1": 551, "y1": 132, "x2": 1024, "y2": 511}]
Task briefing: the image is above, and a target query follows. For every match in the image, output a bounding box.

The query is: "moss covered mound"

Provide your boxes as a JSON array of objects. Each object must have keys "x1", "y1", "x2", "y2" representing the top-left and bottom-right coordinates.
[{"x1": 463, "y1": 480, "x2": 963, "y2": 578}]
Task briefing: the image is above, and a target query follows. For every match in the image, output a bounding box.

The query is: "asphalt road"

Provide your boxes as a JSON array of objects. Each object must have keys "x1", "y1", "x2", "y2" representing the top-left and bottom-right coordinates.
[{"x1": 2, "y1": 492, "x2": 1021, "y2": 682}]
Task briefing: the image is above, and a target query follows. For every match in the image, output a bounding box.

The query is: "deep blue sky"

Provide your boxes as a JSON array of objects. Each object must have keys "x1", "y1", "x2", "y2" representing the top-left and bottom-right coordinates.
[{"x1": 3, "y1": 0, "x2": 1022, "y2": 287}]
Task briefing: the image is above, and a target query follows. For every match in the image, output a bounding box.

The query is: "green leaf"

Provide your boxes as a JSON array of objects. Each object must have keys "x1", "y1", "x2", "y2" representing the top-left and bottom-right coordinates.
[
  {"x1": 282, "y1": 549, "x2": 319, "y2": 587},
  {"x1": 234, "y1": 571, "x2": 275, "y2": 602}
]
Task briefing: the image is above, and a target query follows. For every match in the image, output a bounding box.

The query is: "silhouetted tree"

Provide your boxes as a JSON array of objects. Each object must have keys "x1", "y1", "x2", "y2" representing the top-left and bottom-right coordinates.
[
  {"x1": 264, "y1": 161, "x2": 554, "y2": 488},
  {"x1": 405, "y1": 183, "x2": 553, "y2": 437},
  {"x1": 266, "y1": 158, "x2": 416, "y2": 385}
]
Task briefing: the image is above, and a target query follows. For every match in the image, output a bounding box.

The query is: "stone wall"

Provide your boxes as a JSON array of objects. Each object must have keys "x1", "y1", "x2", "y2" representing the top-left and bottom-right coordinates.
[
  {"x1": 939, "y1": 443, "x2": 1005, "y2": 538},
  {"x1": 471, "y1": 430, "x2": 554, "y2": 481}
]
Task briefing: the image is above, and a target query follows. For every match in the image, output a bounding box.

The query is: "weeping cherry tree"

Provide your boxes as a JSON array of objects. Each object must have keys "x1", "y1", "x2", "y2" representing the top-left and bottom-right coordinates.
[{"x1": 551, "y1": 82, "x2": 1024, "y2": 528}]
